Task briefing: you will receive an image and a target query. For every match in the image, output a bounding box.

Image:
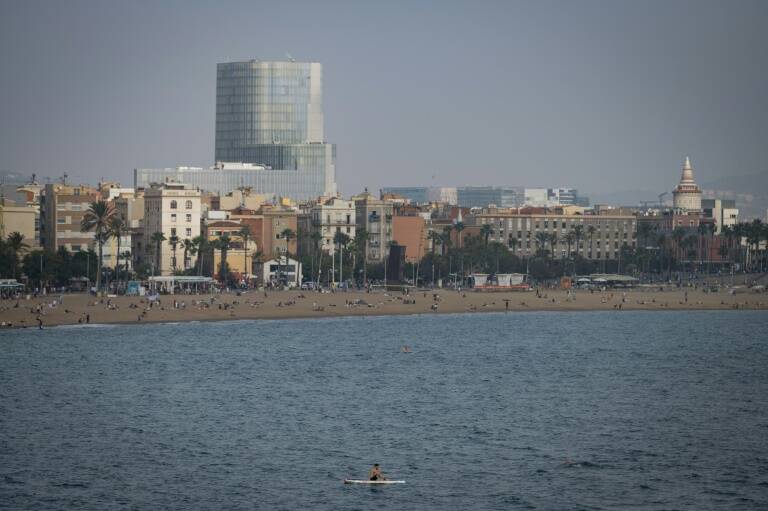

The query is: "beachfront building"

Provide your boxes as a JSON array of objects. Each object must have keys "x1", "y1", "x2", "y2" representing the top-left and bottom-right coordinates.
[
  {"x1": 256, "y1": 256, "x2": 302, "y2": 288},
  {"x1": 213, "y1": 60, "x2": 337, "y2": 200},
  {"x1": 142, "y1": 182, "x2": 202, "y2": 275},
  {"x1": 310, "y1": 197, "x2": 355, "y2": 255},
  {"x1": 354, "y1": 190, "x2": 393, "y2": 262},
  {"x1": 203, "y1": 218, "x2": 258, "y2": 281},
  {"x1": 473, "y1": 208, "x2": 637, "y2": 260},
  {"x1": 0, "y1": 199, "x2": 40, "y2": 249},
  {"x1": 391, "y1": 214, "x2": 428, "y2": 263},
  {"x1": 40, "y1": 183, "x2": 99, "y2": 253},
  {"x1": 672, "y1": 157, "x2": 702, "y2": 212}
]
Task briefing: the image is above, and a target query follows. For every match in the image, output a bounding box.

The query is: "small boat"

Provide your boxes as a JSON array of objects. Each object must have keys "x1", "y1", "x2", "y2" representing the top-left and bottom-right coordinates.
[{"x1": 344, "y1": 479, "x2": 405, "y2": 485}]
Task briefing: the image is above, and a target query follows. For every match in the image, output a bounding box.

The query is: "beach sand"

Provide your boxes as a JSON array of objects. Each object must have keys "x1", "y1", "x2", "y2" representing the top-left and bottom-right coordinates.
[{"x1": 1, "y1": 287, "x2": 766, "y2": 330}]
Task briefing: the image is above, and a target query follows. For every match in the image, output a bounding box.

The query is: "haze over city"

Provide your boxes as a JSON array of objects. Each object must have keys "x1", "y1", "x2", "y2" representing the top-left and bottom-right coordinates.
[{"x1": 1, "y1": 0, "x2": 767, "y2": 197}]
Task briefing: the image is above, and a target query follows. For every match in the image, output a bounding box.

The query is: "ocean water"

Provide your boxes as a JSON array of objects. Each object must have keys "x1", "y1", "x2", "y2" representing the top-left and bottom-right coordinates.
[{"x1": 1, "y1": 311, "x2": 767, "y2": 510}]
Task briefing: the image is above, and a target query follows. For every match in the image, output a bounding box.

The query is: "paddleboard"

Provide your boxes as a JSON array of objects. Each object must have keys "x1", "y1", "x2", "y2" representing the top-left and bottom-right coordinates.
[{"x1": 344, "y1": 479, "x2": 405, "y2": 485}]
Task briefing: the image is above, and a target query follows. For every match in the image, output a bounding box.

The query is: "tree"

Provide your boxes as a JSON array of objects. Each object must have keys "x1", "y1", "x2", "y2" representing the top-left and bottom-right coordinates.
[
  {"x1": 168, "y1": 235, "x2": 180, "y2": 273},
  {"x1": 81, "y1": 200, "x2": 116, "y2": 292},
  {"x1": 192, "y1": 235, "x2": 208, "y2": 276},
  {"x1": 479, "y1": 223, "x2": 493, "y2": 247},
  {"x1": 215, "y1": 234, "x2": 232, "y2": 283},
  {"x1": 454, "y1": 221, "x2": 465, "y2": 248},
  {"x1": 672, "y1": 227, "x2": 687, "y2": 270},
  {"x1": 441, "y1": 226, "x2": 454, "y2": 257},
  {"x1": 354, "y1": 228, "x2": 370, "y2": 285},
  {"x1": 5, "y1": 232, "x2": 29, "y2": 279},
  {"x1": 572, "y1": 225, "x2": 584, "y2": 258},
  {"x1": 150, "y1": 231, "x2": 166, "y2": 276},
  {"x1": 238, "y1": 225, "x2": 252, "y2": 281},
  {"x1": 109, "y1": 217, "x2": 129, "y2": 288},
  {"x1": 182, "y1": 238, "x2": 196, "y2": 273},
  {"x1": 280, "y1": 228, "x2": 296, "y2": 256},
  {"x1": 587, "y1": 225, "x2": 597, "y2": 259},
  {"x1": 534, "y1": 232, "x2": 549, "y2": 257}
]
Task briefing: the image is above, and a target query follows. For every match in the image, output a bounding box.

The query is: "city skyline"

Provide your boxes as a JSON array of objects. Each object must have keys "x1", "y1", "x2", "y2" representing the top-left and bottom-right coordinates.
[{"x1": 1, "y1": 1, "x2": 767, "y2": 197}]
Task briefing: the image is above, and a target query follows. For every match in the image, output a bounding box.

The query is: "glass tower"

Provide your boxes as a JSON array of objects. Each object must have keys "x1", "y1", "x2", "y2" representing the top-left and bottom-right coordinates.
[{"x1": 214, "y1": 60, "x2": 337, "y2": 198}]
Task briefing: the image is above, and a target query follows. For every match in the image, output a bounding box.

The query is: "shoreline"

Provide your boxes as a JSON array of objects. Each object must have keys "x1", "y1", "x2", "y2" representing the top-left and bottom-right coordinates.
[{"x1": 1, "y1": 288, "x2": 766, "y2": 330}]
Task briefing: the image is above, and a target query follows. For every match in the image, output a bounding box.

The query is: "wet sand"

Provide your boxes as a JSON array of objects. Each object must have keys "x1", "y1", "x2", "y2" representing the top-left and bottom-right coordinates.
[{"x1": 1, "y1": 287, "x2": 766, "y2": 329}]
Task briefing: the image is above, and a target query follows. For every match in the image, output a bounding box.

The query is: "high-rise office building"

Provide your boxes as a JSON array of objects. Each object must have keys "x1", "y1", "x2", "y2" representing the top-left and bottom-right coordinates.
[{"x1": 213, "y1": 60, "x2": 336, "y2": 199}]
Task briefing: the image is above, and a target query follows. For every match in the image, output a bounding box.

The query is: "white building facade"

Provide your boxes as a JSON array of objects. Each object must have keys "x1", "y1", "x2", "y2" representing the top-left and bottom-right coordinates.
[
  {"x1": 142, "y1": 183, "x2": 202, "y2": 275},
  {"x1": 311, "y1": 197, "x2": 356, "y2": 254}
]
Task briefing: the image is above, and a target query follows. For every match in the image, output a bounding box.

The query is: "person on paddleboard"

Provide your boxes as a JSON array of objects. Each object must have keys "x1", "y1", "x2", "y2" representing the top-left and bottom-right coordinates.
[{"x1": 369, "y1": 464, "x2": 385, "y2": 481}]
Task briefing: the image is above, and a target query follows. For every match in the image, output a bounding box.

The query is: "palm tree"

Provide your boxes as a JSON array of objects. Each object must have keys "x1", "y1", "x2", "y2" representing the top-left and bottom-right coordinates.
[
  {"x1": 238, "y1": 225, "x2": 252, "y2": 282},
  {"x1": 587, "y1": 225, "x2": 597, "y2": 259},
  {"x1": 535, "y1": 231, "x2": 549, "y2": 256},
  {"x1": 637, "y1": 222, "x2": 656, "y2": 250},
  {"x1": 168, "y1": 235, "x2": 180, "y2": 273},
  {"x1": 150, "y1": 231, "x2": 166, "y2": 276},
  {"x1": 549, "y1": 233, "x2": 559, "y2": 260},
  {"x1": 192, "y1": 235, "x2": 207, "y2": 276},
  {"x1": 120, "y1": 250, "x2": 132, "y2": 282},
  {"x1": 479, "y1": 223, "x2": 493, "y2": 247},
  {"x1": 441, "y1": 226, "x2": 453, "y2": 256},
  {"x1": 108, "y1": 217, "x2": 129, "y2": 289},
  {"x1": 572, "y1": 225, "x2": 584, "y2": 258},
  {"x1": 81, "y1": 200, "x2": 116, "y2": 292},
  {"x1": 182, "y1": 238, "x2": 196, "y2": 272},
  {"x1": 280, "y1": 228, "x2": 296, "y2": 256},
  {"x1": 564, "y1": 231, "x2": 576, "y2": 258},
  {"x1": 672, "y1": 227, "x2": 687, "y2": 271},
  {"x1": 5, "y1": 232, "x2": 29, "y2": 279},
  {"x1": 454, "y1": 221, "x2": 465, "y2": 249},
  {"x1": 353, "y1": 228, "x2": 370, "y2": 285},
  {"x1": 216, "y1": 234, "x2": 232, "y2": 282}
]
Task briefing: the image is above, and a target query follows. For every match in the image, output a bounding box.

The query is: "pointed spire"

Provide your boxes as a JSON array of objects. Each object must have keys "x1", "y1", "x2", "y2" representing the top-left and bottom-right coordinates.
[{"x1": 680, "y1": 156, "x2": 695, "y2": 185}]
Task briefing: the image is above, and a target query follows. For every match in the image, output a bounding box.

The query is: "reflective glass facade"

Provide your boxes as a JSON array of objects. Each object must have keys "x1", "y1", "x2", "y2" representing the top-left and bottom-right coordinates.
[
  {"x1": 214, "y1": 60, "x2": 336, "y2": 199},
  {"x1": 457, "y1": 186, "x2": 523, "y2": 208}
]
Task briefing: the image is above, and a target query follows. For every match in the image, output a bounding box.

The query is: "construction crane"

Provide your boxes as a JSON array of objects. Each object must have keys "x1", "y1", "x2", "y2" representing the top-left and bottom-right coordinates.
[{"x1": 658, "y1": 192, "x2": 668, "y2": 208}]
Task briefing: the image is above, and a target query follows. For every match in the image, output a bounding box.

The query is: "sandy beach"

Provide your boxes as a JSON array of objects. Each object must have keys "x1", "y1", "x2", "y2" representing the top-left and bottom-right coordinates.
[{"x1": 1, "y1": 286, "x2": 766, "y2": 329}]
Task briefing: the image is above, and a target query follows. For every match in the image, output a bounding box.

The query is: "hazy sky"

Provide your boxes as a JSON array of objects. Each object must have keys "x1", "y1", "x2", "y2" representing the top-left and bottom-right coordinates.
[{"x1": 1, "y1": 0, "x2": 766, "y2": 196}]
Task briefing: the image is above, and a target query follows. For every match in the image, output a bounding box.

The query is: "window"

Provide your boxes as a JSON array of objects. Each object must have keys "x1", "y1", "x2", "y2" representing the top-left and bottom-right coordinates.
[
  {"x1": 71, "y1": 245, "x2": 81, "y2": 251},
  {"x1": 170, "y1": 200, "x2": 178, "y2": 209},
  {"x1": 171, "y1": 214, "x2": 177, "y2": 222},
  {"x1": 57, "y1": 218, "x2": 65, "y2": 224},
  {"x1": 186, "y1": 200, "x2": 192, "y2": 209},
  {"x1": 186, "y1": 214, "x2": 192, "y2": 222},
  {"x1": 171, "y1": 228, "x2": 177, "y2": 236},
  {"x1": 186, "y1": 228, "x2": 192, "y2": 237}
]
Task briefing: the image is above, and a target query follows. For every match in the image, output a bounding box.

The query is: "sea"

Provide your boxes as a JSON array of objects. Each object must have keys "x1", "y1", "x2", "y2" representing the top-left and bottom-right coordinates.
[{"x1": 1, "y1": 311, "x2": 767, "y2": 510}]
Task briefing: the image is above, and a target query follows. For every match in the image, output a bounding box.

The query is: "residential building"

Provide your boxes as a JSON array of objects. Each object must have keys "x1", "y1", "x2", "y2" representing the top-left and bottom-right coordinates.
[
  {"x1": 142, "y1": 182, "x2": 202, "y2": 275},
  {"x1": 213, "y1": 60, "x2": 337, "y2": 199},
  {"x1": 474, "y1": 209, "x2": 637, "y2": 260},
  {"x1": 0, "y1": 199, "x2": 40, "y2": 249},
  {"x1": 702, "y1": 199, "x2": 738, "y2": 234},
  {"x1": 40, "y1": 184, "x2": 99, "y2": 253},
  {"x1": 310, "y1": 197, "x2": 355, "y2": 254},
  {"x1": 204, "y1": 218, "x2": 258, "y2": 280},
  {"x1": 354, "y1": 191, "x2": 393, "y2": 262},
  {"x1": 391, "y1": 215, "x2": 428, "y2": 263},
  {"x1": 672, "y1": 157, "x2": 702, "y2": 212}
]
